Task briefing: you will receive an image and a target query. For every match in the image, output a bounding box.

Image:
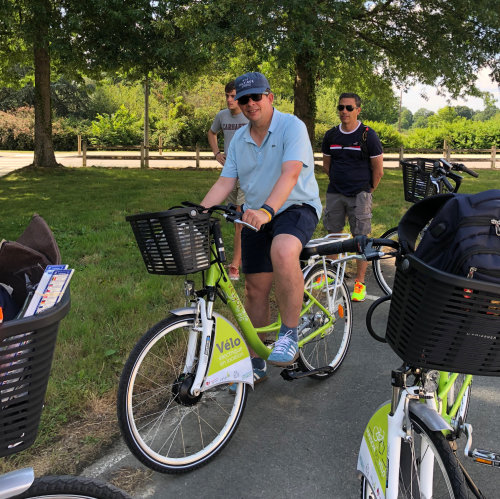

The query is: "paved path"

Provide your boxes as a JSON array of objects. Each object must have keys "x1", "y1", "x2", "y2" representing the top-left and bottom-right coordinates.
[{"x1": 82, "y1": 272, "x2": 500, "y2": 499}]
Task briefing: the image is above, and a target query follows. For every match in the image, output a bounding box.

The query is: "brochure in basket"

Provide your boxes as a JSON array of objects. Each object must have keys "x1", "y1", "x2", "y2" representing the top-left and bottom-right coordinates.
[{"x1": 23, "y1": 265, "x2": 73, "y2": 317}]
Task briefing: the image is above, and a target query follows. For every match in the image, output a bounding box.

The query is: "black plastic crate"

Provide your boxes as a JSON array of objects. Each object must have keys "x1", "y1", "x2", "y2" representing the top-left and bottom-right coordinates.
[
  {"x1": 126, "y1": 207, "x2": 211, "y2": 275},
  {"x1": 0, "y1": 289, "x2": 70, "y2": 457},
  {"x1": 401, "y1": 158, "x2": 439, "y2": 203},
  {"x1": 386, "y1": 255, "x2": 500, "y2": 376}
]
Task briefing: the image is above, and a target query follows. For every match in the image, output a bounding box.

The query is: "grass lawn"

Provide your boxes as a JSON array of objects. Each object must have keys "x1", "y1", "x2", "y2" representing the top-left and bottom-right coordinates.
[{"x1": 0, "y1": 164, "x2": 497, "y2": 473}]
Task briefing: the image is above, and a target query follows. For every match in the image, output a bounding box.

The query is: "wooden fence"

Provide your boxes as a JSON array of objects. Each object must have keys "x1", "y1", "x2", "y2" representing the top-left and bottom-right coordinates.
[{"x1": 78, "y1": 138, "x2": 498, "y2": 169}]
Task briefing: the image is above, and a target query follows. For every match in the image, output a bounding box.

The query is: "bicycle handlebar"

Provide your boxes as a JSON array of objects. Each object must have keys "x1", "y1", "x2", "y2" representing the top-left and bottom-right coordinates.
[
  {"x1": 304, "y1": 235, "x2": 400, "y2": 259},
  {"x1": 181, "y1": 202, "x2": 258, "y2": 231},
  {"x1": 439, "y1": 158, "x2": 478, "y2": 178}
]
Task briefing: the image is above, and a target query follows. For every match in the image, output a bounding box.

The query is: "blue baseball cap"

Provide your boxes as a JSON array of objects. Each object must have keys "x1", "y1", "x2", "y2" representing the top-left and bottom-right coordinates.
[{"x1": 234, "y1": 72, "x2": 271, "y2": 100}]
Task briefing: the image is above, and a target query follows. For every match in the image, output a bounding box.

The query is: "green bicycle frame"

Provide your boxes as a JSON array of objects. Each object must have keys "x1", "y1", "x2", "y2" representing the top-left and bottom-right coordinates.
[
  {"x1": 202, "y1": 242, "x2": 336, "y2": 361},
  {"x1": 437, "y1": 371, "x2": 473, "y2": 424}
]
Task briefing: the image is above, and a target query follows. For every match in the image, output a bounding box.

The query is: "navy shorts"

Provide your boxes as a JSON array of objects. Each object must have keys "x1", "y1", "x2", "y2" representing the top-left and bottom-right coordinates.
[{"x1": 241, "y1": 204, "x2": 318, "y2": 274}]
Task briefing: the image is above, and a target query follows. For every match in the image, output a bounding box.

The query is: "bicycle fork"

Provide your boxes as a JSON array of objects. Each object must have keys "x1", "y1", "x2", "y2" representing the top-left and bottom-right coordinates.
[
  {"x1": 185, "y1": 297, "x2": 214, "y2": 397},
  {"x1": 183, "y1": 294, "x2": 254, "y2": 396}
]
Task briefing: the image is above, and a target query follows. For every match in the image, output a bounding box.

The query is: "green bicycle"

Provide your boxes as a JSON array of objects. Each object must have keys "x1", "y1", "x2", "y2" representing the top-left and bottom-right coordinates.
[{"x1": 117, "y1": 203, "x2": 355, "y2": 473}]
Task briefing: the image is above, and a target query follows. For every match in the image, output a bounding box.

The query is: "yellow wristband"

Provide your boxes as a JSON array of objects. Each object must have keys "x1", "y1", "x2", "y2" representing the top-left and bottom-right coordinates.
[{"x1": 259, "y1": 207, "x2": 272, "y2": 222}]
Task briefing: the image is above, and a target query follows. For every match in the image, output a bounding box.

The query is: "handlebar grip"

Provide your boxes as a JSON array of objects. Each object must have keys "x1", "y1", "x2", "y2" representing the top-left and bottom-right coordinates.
[
  {"x1": 456, "y1": 163, "x2": 479, "y2": 178},
  {"x1": 442, "y1": 176, "x2": 454, "y2": 192},
  {"x1": 305, "y1": 236, "x2": 366, "y2": 257}
]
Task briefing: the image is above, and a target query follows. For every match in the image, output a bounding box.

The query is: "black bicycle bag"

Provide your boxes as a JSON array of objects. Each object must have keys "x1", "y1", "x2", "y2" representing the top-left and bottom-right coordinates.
[{"x1": 398, "y1": 189, "x2": 500, "y2": 284}]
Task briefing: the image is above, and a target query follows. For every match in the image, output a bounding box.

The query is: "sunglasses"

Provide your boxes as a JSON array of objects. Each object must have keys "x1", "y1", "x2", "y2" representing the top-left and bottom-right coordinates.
[
  {"x1": 337, "y1": 104, "x2": 358, "y2": 112},
  {"x1": 237, "y1": 92, "x2": 269, "y2": 105}
]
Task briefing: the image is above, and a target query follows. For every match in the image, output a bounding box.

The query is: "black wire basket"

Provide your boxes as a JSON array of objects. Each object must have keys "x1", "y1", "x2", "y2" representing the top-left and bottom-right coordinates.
[
  {"x1": 401, "y1": 159, "x2": 439, "y2": 203},
  {"x1": 386, "y1": 255, "x2": 500, "y2": 376},
  {"x1": 126, "y1": 207, "x2": 211, "y2": 275},
  {"x1": 0, "y1": 289, "x2": 70, "y2": 457}
]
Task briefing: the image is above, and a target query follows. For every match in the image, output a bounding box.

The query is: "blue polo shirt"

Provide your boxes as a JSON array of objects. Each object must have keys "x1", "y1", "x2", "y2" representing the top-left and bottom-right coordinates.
[{"x1": 221, "y1": 108, "x2": 322, "y2": 219}]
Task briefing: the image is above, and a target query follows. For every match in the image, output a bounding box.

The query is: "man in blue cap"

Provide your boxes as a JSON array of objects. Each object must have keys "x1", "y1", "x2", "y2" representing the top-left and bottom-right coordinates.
[{"x1": 201, "y1": 72, "x2": 322, "y2": 383}]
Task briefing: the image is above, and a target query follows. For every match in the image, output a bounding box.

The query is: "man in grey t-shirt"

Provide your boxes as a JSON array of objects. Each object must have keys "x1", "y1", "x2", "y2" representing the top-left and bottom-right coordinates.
[{"x1": 208, "y1": 80, "x2": 249, "y2": 280}]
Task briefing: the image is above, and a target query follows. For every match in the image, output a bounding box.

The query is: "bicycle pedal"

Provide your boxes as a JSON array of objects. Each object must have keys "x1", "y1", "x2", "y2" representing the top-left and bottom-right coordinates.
[
  {"x1": 470, "y1": 449, "x2": 500, "y2": 467},
  {"x1": 275, "y1": 362, "x2": 299, "y2": 371}
]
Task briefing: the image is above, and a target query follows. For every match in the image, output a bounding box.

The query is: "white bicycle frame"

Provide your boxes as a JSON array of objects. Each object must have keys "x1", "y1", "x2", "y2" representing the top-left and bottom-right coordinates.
[{"x1": 358, "y1": 383, "x2": 452, "y2": 499}]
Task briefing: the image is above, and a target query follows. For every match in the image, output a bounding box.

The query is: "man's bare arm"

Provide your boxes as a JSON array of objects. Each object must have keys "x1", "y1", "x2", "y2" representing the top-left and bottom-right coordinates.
[
  {"x1": 208, "y1": 130, "x2": 225, "y2": 165},
  {"x1": 370, "y1": 155, "x2": 384, "y2": 192},
  {"x1": 322, "y1": 154, "x2": 331, "y2": 176},
  {"x1": 201, "y1": 176, "x2": 236, "y2": 208},
  {"x1": 242, "y1": 160, "x2": 302, "y2": 230}
]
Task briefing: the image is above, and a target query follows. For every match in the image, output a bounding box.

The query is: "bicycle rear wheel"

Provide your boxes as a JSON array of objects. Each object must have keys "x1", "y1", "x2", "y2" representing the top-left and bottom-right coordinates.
[
  {"x1": 16, "y1": 475, "x2": 131, "y2": 498},
  {"x1": 117, "y1": 314, "x2": 248, "y2": 473},
  {"x1": 299, "y1": 262, "x2": 352, "y2": 378},
  {"x1": 360, "y1": 414, "x2": 467, "y2": 498}
]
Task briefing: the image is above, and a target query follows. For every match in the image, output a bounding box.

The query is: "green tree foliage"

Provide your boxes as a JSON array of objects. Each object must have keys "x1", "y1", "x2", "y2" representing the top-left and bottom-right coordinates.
[
  {"x1": 0, "y1": 106, "x2": 79, "y2": 150},
  {"x1": 212, "y1": 0, "x2": 500, "y2": 142},
  {"x1": 412, "y1": 108, "x2": 435, "y2": 129},
  {"x1": 364, "y1": 121, "x2": 403, "y2": 149},
  {"x1": 400, "y1": 108, "x2": 414, "y2": 130},
  {"x1": 454, "y1": 106, "x2": 475, "y2": 120},
  {"x1": 427, "y1": 106, "x2": 459, "y2": 127},
  {"x1": 404, "y1": 115, "x2": 500, "y2": 149},
  {"x1": 0, "y1": 0, "x2": 215, "y2": 165},
  {"x1": 89, "y1": 105, "x2": 142, "y2": 148}
]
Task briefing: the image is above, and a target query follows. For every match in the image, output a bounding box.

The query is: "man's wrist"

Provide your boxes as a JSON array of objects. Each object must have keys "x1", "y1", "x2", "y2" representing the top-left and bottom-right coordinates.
[
  {"x1": 214, "y1": 151, "x2": 220, "y2": 159},
  {"x1": 259, "y1": 204, "x2": 275, "y2": 222}
]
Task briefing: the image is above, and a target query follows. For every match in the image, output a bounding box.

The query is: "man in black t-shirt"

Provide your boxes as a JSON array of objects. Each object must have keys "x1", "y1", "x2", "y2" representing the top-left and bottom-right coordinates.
[{"x1": 321, "y1": 92, "x2": 384, "y2": 302}]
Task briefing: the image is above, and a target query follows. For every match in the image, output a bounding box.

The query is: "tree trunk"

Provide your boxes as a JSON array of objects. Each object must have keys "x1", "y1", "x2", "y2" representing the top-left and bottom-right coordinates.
[
  {"x1": 33, "y1": 3, "x2": 58, "y2": 168},
  {"x1": 293, "y1": 53, "x2": 317, "y2": 146}
]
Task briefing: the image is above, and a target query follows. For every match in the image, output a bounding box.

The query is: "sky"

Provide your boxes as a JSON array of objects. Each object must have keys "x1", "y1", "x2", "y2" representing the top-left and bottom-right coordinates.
[{"x1": 399, "y1": 68, "x2": 500, "y2": 113}]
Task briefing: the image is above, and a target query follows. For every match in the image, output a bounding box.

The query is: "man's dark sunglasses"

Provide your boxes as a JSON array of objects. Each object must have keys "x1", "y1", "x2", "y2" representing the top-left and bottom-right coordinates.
[
  {"x1": 337, "y1": 104, "x2": 357, "y2": 112},
  {"x1": 237, "y1": 92, "x2": 269, "y2": 105}
]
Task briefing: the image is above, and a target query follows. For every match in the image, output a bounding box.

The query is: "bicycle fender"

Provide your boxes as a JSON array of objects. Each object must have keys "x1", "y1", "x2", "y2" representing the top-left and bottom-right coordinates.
[
  {"x1": 170, "y1": 307, "x2": 196, "y2": 317},
  {"x1": 357, "y1": 401, "x2": 391, "y2": 499},
  {"x1": 0, "y1": 467, "x2": 35, "y2": 498},
  {"x1": 409, "y1": 400, "x2": 452, "y2": 431},
  {"x1": 201, "y1": 312, "x2": 253, "y2": 391}
]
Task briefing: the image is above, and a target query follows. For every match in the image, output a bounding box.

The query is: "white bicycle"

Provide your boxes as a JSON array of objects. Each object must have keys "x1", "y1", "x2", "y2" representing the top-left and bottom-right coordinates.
[{"x1": 346, "y1": 236, "x2": 500, "y2": 499}]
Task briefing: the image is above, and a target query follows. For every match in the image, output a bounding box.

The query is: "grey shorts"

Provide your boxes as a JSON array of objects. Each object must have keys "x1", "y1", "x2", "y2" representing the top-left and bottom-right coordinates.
[
  {"x1": 226, "y1": 179, "x2": 245, "y2": 206},
  {"x1": 323, "y1": 191, "x2": 372, "y2": 236}
]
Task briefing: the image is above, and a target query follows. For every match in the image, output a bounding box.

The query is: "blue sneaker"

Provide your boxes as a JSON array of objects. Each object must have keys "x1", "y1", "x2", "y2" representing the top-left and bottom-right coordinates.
[
  {"x1": 229, "y1": 358, "x2": 267, "y2": 393},
  {"x1": 267, "y1": 331, "x2": 299, "y2": 367}
]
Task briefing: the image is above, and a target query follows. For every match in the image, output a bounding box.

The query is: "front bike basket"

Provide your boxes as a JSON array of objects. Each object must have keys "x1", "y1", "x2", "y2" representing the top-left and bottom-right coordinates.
[
  {"x1": 126, "y1": 207, "x2": 211, "y2": 275},
  {"x1": 401, "y1": 159, "x2": 438, "y2": 203},
  {"x1": 0, "y1": 289, "x2": 70, "y2": 457},
  {"x1": 386, "y1": 255, "x2": 500, "y2": 376}
]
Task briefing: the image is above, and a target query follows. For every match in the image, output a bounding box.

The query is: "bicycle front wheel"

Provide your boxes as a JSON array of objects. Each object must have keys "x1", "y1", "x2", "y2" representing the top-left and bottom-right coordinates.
[
  {"x1": 360, "y1": 414, "x2": 467, "y2": 498},
  {"x1": 299, "y1": 262, "x2": 353, "y2": 378},
  {"x1": 117, "y1": 314, "x2": 248, "y2": 473},
  {"x1": 15, "y1": 475, "x2": 131, "y2": 498},
  {"x1": 372, "y1": 226, "x2": 399, "y2": 295}
]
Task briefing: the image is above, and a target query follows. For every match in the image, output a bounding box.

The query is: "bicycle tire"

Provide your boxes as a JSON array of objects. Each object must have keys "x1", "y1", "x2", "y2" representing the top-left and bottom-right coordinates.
[
  {"x1": 299, "y1": 262, "x2": 352, "y2": 378},
  {"x1": 14, "y1": 475, "x2": 131, "y2": 498},
  {"x1": 372, "y1": 226, "x2": 399, "y2": 295},
  {"x1": 117, "y1": 314, "x2": 248, "y2": 473},
  {"x1": 360, "y1": 414, "x2": 467, "y2": 499}
]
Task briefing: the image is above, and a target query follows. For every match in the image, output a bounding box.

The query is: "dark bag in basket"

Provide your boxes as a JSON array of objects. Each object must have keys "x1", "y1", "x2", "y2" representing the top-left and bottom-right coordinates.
[{"x1": 398, "y1": 189, "x2": 500, "y2": 284}]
